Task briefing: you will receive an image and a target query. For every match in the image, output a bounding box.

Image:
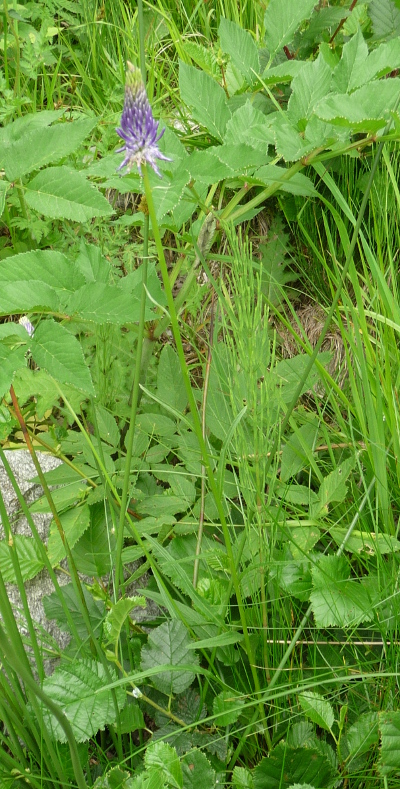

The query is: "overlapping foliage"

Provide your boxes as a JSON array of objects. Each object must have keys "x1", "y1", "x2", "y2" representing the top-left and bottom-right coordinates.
[{"x1": 2, "y1": 1, "x2": 400, "y2": 787}]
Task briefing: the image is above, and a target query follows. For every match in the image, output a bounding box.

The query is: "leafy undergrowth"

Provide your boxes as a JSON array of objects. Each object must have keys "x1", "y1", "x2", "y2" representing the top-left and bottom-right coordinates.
[{"x1": 2, "y1": 1, "x2": 400, "y2": 788}]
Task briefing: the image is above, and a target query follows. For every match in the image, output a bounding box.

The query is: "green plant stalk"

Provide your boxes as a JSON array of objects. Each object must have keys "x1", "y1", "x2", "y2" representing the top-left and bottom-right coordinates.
[
  {"x1": 9, "y1": 386, "x2": 123, "y2": 758},
  {"x1": 0, "y1": 487, "x2": 45, "y2": 682},
  {"x1": 56, "y1": 388, "x2": 239, "y2": 686},
  {"x1": 9, "y1": 386, "x2": 98, "y2": 655},
  {"x1": 3, "y1": 0, "x2": 20, "y2": 99},
  {"x1": 153, "y1": 204, "x2": 218, "y2": 341},
  {"x1": 0, "y1": 622, "x2": 87, "y2": 789},
  {"x1": 262, "y1": 110, "x2": 400, "y2": 486},
  {"x1": 267, "y1": 476, "x2": 377, "y2": 694},
  {"x1": 115, "y1": 0, "x2": 150, "y2": 597},
  {"x1": 14, "y1": 181, "x2": 29, "y2": 222},
  {"x1": 142, "y1": 165, "x2": 264, "y2": 708},
  {"x1": 115, "y1": 219, "x2": 149, "y2": 596},
  {"x1": 0, "y1": 446, "x2": 84, "y2": 645},
  {"x1": 222, "y1": 158, "x2": 306, "y2": 222},
  {"x1": 229, "y1": 475, "x2": 377, "y2": 770},
  {"x1": 0, "y1": 571, "x2": 64, "y2": 784},
  {"x1": 2, "y1": 2, "x2": 8, "y2": 88}
]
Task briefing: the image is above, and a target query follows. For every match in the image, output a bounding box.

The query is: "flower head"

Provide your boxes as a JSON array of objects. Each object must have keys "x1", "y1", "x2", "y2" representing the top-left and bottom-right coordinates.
[
  {"x1": 19, "y1": 315, "x2": 34, "y2": 337},
  {"x1": 116, "y1": 62, "x2": 171, "y2": 177}
]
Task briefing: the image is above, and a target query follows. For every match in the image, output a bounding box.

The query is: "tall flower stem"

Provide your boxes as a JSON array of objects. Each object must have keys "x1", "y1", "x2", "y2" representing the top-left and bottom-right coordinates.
[
  {"x1": 142, "y1": 164, "x2": 264, "y2": 709},
  {"x1": 115, "y1": 214, "x2": 149, "y2": 596},
  {"x1": 114, "y1": 0, "x2": 150, "y2": 598}
]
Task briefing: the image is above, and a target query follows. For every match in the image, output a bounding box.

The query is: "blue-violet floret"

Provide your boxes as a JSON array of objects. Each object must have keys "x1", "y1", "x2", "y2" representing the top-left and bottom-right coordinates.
[{"x1": 116, "y1": 61, "x2": 171, "y2": 177}]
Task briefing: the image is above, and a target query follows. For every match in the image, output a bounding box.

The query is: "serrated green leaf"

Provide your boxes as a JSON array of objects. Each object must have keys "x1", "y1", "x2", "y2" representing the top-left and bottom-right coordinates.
[
  {"x1": 150, "y1": 170, "x2": 191, "y2": 222},
  {"x1": 370, "y1": 0, "x2": 400, "y2": 41},
  {"x1": 71, "y1": 503, "x2": 116, "y2": 576},
  {"x1": 30, "y1": 479, "x2": 88, "y2": 514},
  {"x1": 43, "y1": 582, "x2": 105, "y2": 641},
  {"x1": 310, "y1": 456, "x2": 355, "y2": 518},
  {"x1": 264, "y1": 0, "x2": 317, "y2": 56},
  {"x1": 25, "y1": 166, "x2": 114, "y2": 221},
  {"x1": 287, "y1": 784, "x2": 318, "y2": 789},
  {"x1": 298, "y1": 692, "x2": 334, "y2": 732},
  {"x1": 219, "y1": 18, "x2": 259, "y2": 85},
  {"x1": 213, "y1": 690, "x2": 245, "y2": 726},
  {"x1": 310, "y1": 555, "x2": 375, "y2": 627},
  {"x1": 253, "y1": 745, "x2": 338, "y2": 789},
  {"x1": 0, "y1": 110, "x2": 64, "y2": 154},
  {"x1": 47, "y1": 504, "x2": 91, "y2": 566},
  {"x1": 13, "y1": 367, "x2": 85, "y2": 420},
  {"x1": 0, "y1": 281, "x2": 59, "y2": 315},
  {"x1": 332, "y1": 29, "x2": 368, "y2": 93},
  {"x1": 350, "y1": 37, "x2": 400, "y2": 90},
  {"x1": 179, "y1": 144, "x2": 267, "y2": 185},
  {"x1": 248, "y1": 165, "x2": 317, "y2": 196},
  {"x1": 329, "y1": 527, "x2": 400, "y2": 555},
  {"x1": 232, "y1": 766, "x2": 254, "y2": 789},
  {"x1": 275, "y1": 484, "x2": 319, "y2": 508},
  {"x1": 103, "y1": 596, "x2": 146, "y2": 652},
  {"x1": 262, "y1": 61, "x2": 305, "y2": 85},
  {"x1": 75, "y1": 240, "x2": 111, "y2": 284},
  {"x1": 31, "y1": 319, "x2": 95, "y2": 396},
  {"x1": 38, "y1": 659, "x2": 125, "y2": 742},
  {"x1": 315, "y1": 79, "x2": 400, "y2": 131},
  {"x1": 182, "y1": 41, "x2": 219, "y2": 78},
  {"x1": 379, "y1": 710, "x2": 400, "y2": 775},
  {"x1": 94, "y1": 405, "x2": 119, "y2": 447},
  {"x1": 0, "y1": 535, "x2": 44, "y2": 583},
  {"x1": 3, "y1": 117, "x2": 96, "y2": 180},
  {"x1": 141, "y1": 620, "x2": 199, "y2": 696},
  {"x1": 289, "y1": 526, "x2": 320, "y2": 560},
  {"x1": 157, "y1": 345, "x2": 188, "y2": 414},
  {"x1": 224, "y1": 102, "x2": 274, "y2": 150},
  {"x1": 64, "y1": 281, "x2": 154, "y2": 324},
  {"x1": 145, "y1": 741, "x2": 183, "y2": 789},
  {"x1": 344, "y1": 712, "x2": 379, "y2": 760},
  {"x1": 181, "y1": 750, "x2": 215, "y2": 789},
  {"x1": 118, "y1": 702, "x2": 145, "y2": 734},
  {"x1": 93, "y1": 766, "x2": 131, "y2": 789},
  {"x1": 270, "y1": 116, "x2": 316, "y2": 163},
  {"x1": 275, "y1": 352, "x2": 331, "y2": 403},
  {"x1": 274, "y1": 559, "x2": 312, "y2": 602},
  {"x1": 288, "y1": 53, "x2": 332, "y2": 128},
  {"x1": 281, "y1": 418, "x2": 319, "y2": 483},
  {"x1": 179, "y1": 62, "x2": 231, "y2": 141},
  {"x1": 0, "y1": 344, "x2": 27, "y2": 399},
  {"x1": 0, "y1": 249, "x2": 85, "y2": 294},
  {"x1": 137, "y1": 412, "x2": 177, "y2": 437}
]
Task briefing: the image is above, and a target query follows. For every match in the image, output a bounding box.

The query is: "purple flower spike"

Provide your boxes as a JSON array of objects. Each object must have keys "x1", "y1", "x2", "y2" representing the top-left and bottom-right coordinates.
[{"x1": 116, "y1": 61, "x2": 172, "y2": 177}]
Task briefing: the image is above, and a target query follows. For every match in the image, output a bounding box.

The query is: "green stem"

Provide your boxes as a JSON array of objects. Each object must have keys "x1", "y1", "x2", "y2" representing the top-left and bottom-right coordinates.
[
  {"x1": 115, "y1": 215, "x2": 149, "y2": 596},
  {"x1": 0, "y1": 487, "x2": 45, "y2": 682},
  {"x1": 263, "y1": 130, "x2": 398, "y2": 487},
  {"x1": 9, "y1": 387, "x2": 123, "y2": 760},
  {"x1": 142, "y1": 166, "x2": 264, "y2": 710},
  {"x1": 0, "y1": 623, "x2": 87, "y2": 789}
]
